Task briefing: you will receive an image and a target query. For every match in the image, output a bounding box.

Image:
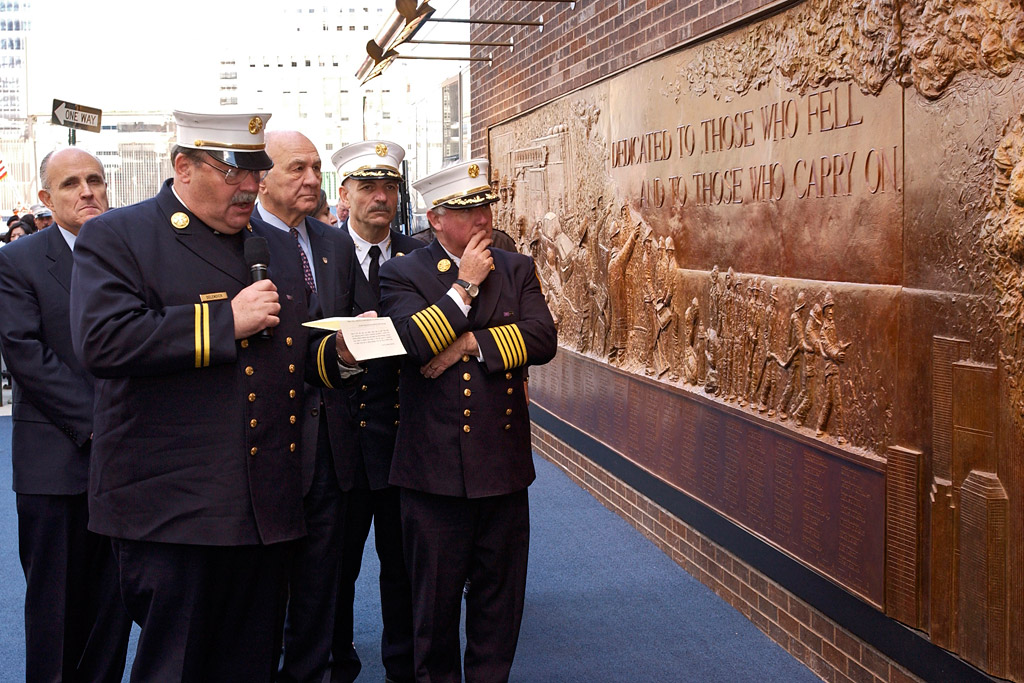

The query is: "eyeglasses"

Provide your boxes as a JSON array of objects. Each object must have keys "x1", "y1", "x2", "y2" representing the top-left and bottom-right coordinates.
[{"x1": 198, "y1": 154, "x2": 265, "y2": 186}]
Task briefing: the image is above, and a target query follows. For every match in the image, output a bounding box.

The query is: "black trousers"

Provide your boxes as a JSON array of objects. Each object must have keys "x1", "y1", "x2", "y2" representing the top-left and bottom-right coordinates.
[
  {"x1": 280, "y1": 413, "x2": 347, "y2": 683},
  {"x1": 334, "y1": 485, "x2": 414, "y2": 683},
  {"x1": 400, "y1": 488, "x2": 530, "y2": 683},
  {"x1": 17, "y1": 492, "x2": 131, "y2": 683},
  {"x1": 112, "y1": 538, "x2": 290, "y2": 683}
]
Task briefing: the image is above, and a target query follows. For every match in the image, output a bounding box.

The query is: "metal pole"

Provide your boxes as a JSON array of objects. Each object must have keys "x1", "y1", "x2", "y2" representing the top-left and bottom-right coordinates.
[
  {"x1": 430, "y1": 17, "x2": 543, "y2": 26},
  {"x1": 407, "y1": 39, "x2": 513, "y2": 47},
  {"x1": 396, "y1": 55, "x2": 493, "y2": 62}
]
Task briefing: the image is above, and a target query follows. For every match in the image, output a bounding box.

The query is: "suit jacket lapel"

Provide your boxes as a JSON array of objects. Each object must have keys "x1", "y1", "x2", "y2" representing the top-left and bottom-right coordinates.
[
  {"x1": 307, "y1": 218, "x2": 338, "y2": 313},
  {"x1": 429, "y1": 240, "x2": 458, "y2": 292},
  {"x1": 158, "y1": 183, "x2": 248, "y2": 285},
  {"x1": 471, "y1": 251, "x2": 501, "y2": 326},
  {"x1": 46, "y1": 227, "x2": 73, "y2": 294}
]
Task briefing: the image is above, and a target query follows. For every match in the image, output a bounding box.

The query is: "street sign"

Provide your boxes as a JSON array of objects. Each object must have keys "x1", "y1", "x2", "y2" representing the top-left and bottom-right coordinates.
[{"x1": 51, "y1": 99, "x2": 102, "y2": 133}]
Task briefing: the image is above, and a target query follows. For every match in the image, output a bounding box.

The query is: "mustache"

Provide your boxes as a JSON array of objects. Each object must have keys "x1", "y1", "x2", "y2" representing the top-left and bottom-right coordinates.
[
  {"x1": 370, "y1": 203, "x2": 390, "y2": 212},
  {"x1": 231, "y1": 191, "x2": 258, "y2": 204}
]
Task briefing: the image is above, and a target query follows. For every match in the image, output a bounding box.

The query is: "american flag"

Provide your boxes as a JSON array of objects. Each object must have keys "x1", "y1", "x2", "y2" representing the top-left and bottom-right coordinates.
[{"x1": 0, "y1": 157, "x2": 7, "y2": 181}]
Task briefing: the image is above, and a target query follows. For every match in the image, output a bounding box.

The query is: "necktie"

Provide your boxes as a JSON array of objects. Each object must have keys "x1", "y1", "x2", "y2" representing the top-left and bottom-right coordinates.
[
  {"x1": 290, "y1": 227, "x2": 316, "y2": 293},
  {"x1": 368, "y1": 245, "x2": 382, "y2": 300}
]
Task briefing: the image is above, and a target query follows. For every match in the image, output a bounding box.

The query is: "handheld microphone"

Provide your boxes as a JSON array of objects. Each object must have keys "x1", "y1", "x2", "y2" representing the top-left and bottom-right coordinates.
[{"x1": 244, "y1": 237, "x2": 273, "y2": 340}]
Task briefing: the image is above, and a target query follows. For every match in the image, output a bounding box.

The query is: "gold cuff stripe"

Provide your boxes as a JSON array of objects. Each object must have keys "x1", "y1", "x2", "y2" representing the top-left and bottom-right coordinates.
[
  {"x1": 194, "y1": 303, "x2": 210, "y2": 368},
  {"x1": 491, "y1": 324, "x2": 526, "y2": 369},
  {"x1": 202, "y1": 304, "x2": 210, "y2": 367},
  {"x1": 194, "y1": 304, "x2": 202, "y2": 368},
  {"x1": 491, "y1": 326, "x2": 513, "y2": 369},
  {"x1": 317, "y1": 334, "x2": 335, "y2": 389},
  {"x1": 411, "y1": 308, "x2": 443, "y2": 355},
  {"x1": 411, "y1": 305, "x2": 454, "y2": 356},
  {"x1": 423, "y1": 305, "x2": 456, "y2": 347},
  {"x1": 501, "y1": 325, "x2": 525, "y2": 368}
]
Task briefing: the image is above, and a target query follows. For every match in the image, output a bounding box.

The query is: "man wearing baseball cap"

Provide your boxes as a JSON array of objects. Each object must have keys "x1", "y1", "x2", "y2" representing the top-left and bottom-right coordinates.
[
  {"x1": 70, "y1": 111, "x2": 359, "y2": 681},
  {"x1": 378, "y1": 158, "x2": 556, "y2": 682}
]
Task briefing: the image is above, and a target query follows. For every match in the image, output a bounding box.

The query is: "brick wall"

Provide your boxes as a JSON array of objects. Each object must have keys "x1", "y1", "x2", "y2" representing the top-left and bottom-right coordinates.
[
  {"x1": 469, "y1": 0, "x2": 793, "y2": 157},
  {"x1": 531, "y1": 422, "x2": 924, "y2": 683}
]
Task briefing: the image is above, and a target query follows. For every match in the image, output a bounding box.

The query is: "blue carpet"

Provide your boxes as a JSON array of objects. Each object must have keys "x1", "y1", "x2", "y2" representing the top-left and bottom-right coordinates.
[{"x1": 0, "y1": 416, "x2": 817, "y2": 682}]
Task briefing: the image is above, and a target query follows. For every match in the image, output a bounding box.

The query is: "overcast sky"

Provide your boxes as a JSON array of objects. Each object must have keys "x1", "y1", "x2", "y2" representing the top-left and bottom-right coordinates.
[
  {"x1": 25, "y1": 0, "x2": 471, "y2": 116},
  {"x1": 26, "y1": 1, "x2": 247, "y2": 114}
]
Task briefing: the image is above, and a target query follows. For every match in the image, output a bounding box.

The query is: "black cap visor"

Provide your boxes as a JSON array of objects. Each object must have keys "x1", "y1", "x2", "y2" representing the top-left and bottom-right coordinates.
[{"x1": 205, "y1": 148, "x2": 274, "y2": 171}]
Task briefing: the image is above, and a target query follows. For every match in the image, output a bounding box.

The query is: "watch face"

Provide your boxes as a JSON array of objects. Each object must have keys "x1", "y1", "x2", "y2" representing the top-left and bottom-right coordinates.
[{"x1": 468, "y1": 283, "x2": 479, "y2": 297}]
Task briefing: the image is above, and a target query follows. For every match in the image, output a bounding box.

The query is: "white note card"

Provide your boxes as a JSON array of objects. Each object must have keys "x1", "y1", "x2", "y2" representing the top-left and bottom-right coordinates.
[{"x1": 303, "y1": 316, "x2": 407, "y2": 362}]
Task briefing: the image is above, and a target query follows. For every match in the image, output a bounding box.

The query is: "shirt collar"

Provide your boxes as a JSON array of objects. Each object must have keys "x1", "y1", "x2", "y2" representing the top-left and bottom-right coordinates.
[
  {"x1": 56, "y1": 224, "x2": 77, "y2": 251},
  {"x1": 256, "y1": 202, "x2": 308, "y2": 242},
  {"x1": 348, "y1": 226, "x2": 391, "y2": 262}
]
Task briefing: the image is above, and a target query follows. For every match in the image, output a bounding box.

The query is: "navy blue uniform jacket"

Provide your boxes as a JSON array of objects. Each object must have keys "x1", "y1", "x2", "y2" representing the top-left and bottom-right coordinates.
[
  {"x1": 379, "y1": 240, "x2": 556, "y2": 498},
  {"x1": 0, "y1": 227, "x2": 93, "y2": 494},
  {"x1": 338, "y1": 229, "x2": 424, "y2": 490},
  {"x1": 70, "y1": 180, "x2": 342, "y2": 546}
]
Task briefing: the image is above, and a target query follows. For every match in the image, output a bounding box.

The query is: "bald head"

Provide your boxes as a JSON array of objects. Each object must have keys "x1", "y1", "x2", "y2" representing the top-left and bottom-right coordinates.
[
  {"x1": 259, "y1": 131, "x2": 323, "y2": 227},
  {"x1": 38, "y1": 148, "x2": 108, "y2": 234}
]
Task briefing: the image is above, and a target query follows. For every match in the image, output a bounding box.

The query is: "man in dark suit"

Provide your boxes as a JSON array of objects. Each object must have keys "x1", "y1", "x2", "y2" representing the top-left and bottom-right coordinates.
[
  {"x1": 329, "y1": 140, "x2": 424, "y2": 683},
  {"x1": 379, "y1": 158, "x2": 557, "y2": 682},
  {"x1": 0, "y1": 147, "x2": 132, "y2": 682},
  {"x1": 69, "y1": 111, "x2": 361, "y2": 682},
  {"x1": 252, "y1": 129, "x2": 359, "y2": 683}
]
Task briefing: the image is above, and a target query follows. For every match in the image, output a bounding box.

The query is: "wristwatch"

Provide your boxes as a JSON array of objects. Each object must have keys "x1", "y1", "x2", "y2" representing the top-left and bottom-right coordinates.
[{"x1": 454, "y1": 279, "x2": 479, "y2": 299}]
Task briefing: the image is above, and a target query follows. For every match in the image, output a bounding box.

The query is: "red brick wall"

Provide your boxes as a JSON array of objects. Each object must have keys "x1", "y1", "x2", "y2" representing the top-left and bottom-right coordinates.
[
  {"x1": 469, "y1": 0, "x2": 793, "y2": 156},
  {"x1": 531, "y1": 422, "x2": 924, "y2": 683}
]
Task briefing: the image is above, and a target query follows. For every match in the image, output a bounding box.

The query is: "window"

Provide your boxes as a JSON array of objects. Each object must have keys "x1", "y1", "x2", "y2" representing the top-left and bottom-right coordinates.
[{"x1": 325, "y1": 143, "x2": 333, "y2": 150}]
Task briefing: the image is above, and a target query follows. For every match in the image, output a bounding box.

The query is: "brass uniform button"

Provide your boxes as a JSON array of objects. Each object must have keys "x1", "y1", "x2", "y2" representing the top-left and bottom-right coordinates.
[
  {"x1": 360, "y1": 420, "x2": 367, "y2": 428},
  {"x1": 240, "y1": 339, "x2": 249, "y2": 349},
  {"x1": 289, "y1": 415, "x2": 297, "y2": 424},
  {"x1": 394, "y1": 403, "x2": 400, "y2": 409},
  {"x1": 250, "y1": 447, "x2": 258, "y2": 456},
  {"x1": 463, "y1": 425, "x2": 471, "y2": 433},
  {"x1": 463, "y1": 372, "x2": 471, "y2": 381},
  {"x1": 361, "y1": 385, "x2": 368, "y2": 392},
  {"x1": 289, "y1": 389, "x2": 297, "y2": 398},
  {"x1": 249, "y1": 419, "x2": 258, "y2": 428},
  {"x1": 248, "y1": 393, "x2": 256, "y2": 403},
  {"x1": 396, "y1": 368, "x2": 401, "y2": 375},
  {"x1": 311, "y1": 408, "x2": 319, "y2": 417},
  {"x1": 464, "y1": 388, "x2": 471, "y2": 397},
  {"x1": 286, "y1": 337, "x2": 293, "y2": 346},
  {"x1": 360, "y1": 403, "x2": 366, "y2": 410},
  {"x1": 290, "y1": 443, "x2": 297, "y2": 452},
  {"x1": 245, "y1": 366, "x2": 254, "y2": 376},
  {"x1": 462, "y1": 355, "x2": 470, "y2": 362},
  {"x1": 506, "y1": 387, "x2": 513, "y2": 395},
  {"x1": 394, "y1": 420, "x2": 400, "y2": 426},
  {"x1": 464, "y1": 409, "x2": 471, "y2": 417},
  {"x1": 505, "y1": 424, "x2": 511, "y2": 430},
  {"x1": 506, "y1": 408, "x2": 512, "y2": 416},
  {"x1": 288, "y1": 364, "x2": 296, "y2": 373},
  {"x1": 505, "y1": 372, "x2": 512, "y2": 380}
]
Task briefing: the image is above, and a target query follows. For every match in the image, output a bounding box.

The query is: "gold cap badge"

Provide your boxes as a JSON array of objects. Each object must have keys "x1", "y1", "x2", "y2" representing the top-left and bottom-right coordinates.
[
  {"x1": 248, "y1": 116, "x2": 263, "y2": 135},
  {"x1": 467, "y1": 163, "x2": 480, "y2": 179},
  {"x1": 171, "y1": 212, "x2": 190, "y2": 229},
  {"x1": 437, "y1": 258, "x2": 452, "y2": 273},
  {"x1": 375, "y1": 143, "x2": 388, "y2": 157}
]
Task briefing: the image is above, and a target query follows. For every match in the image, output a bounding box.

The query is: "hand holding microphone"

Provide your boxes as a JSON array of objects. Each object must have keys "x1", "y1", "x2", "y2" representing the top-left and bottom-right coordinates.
[{"x1": 232, "y1": 237, "x2": 280, "y2": 340}]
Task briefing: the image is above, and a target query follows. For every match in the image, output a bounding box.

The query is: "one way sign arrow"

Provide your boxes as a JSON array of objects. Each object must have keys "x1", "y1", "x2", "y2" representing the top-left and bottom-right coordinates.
[{"x1": 51, "y1": 99, "x2": 103, "y2": 133}]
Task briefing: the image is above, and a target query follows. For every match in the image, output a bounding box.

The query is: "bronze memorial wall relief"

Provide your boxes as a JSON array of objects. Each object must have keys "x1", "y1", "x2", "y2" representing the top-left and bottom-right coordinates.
[{"x1": 488, "y1": 0, "x2": 1024, "y2": 679}]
